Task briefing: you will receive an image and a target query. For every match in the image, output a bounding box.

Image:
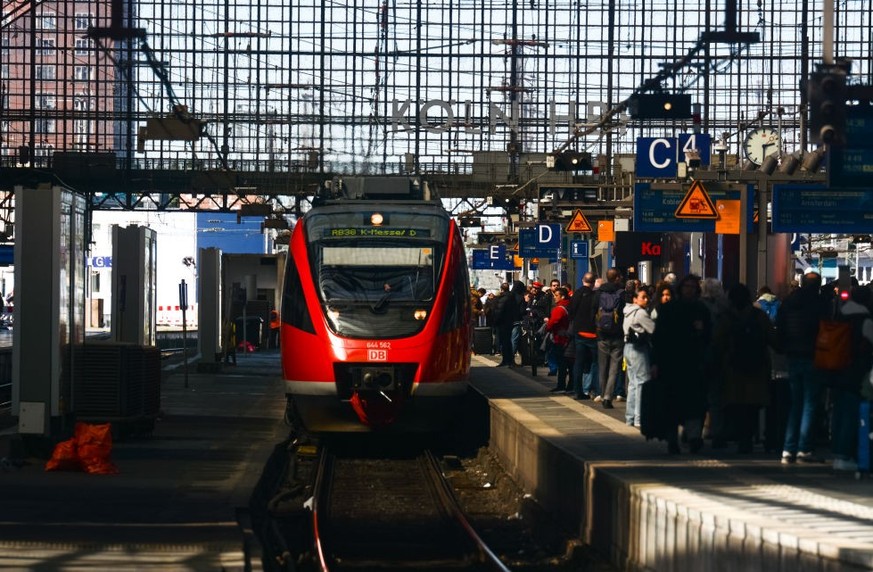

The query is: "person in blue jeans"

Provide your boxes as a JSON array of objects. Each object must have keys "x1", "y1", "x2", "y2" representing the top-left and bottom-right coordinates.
[
  {"x1": 622, "y1": 288, "x2": 655, "y2": 427},
  {"x1": 776, "y1": 270, "x2": 828, "y2": 464}
]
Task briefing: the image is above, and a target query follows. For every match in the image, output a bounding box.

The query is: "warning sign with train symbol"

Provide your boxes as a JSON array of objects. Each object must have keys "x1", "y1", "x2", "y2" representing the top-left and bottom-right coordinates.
[
  {"x1": 565, "y1": 209, "x2": 593, "y2": 233},
  {"x1": 674, "y1": 180, "x2": 719, "y2": 220}
]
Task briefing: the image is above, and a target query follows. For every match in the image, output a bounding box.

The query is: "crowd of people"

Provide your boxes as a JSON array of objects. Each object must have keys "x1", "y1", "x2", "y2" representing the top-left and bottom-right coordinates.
[{"x1": 470, "y1": 268, "x2": 873, "y2": 471}]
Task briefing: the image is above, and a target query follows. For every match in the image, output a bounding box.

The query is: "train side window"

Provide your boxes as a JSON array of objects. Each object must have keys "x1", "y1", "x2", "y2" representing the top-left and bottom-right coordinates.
[{"x1": 282, "y1": 253, "x2": 315, "y2": 334}]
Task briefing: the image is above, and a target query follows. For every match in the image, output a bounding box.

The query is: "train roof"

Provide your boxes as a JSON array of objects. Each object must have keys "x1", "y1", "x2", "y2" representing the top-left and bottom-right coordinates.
[{"x1": 312, "y1": 176, "x2": 441, "y2": 205}]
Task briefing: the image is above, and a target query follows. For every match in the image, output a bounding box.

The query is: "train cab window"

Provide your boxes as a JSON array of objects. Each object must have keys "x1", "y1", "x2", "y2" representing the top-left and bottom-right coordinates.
[
  {"x1": 304, "y1": 207, "x2": 451, "y2": 339},
  {"x1": 282, "y1": 252, "x2": 315, "y2": 334}
]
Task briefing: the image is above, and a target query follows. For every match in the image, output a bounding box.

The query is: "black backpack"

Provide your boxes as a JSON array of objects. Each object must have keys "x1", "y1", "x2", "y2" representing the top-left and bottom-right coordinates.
[
  {"x1": 730, "y1": 309, "x2": 768, "y2": 374},
  {"x1": 595, "y1": 290, "x2": 623, "y2": 336}
]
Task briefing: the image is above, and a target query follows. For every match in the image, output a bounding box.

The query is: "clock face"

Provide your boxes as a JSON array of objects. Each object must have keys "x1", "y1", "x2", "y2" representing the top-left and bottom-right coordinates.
[{"x1": 743, "y1": 128, "x2": 782, "y2": 165}]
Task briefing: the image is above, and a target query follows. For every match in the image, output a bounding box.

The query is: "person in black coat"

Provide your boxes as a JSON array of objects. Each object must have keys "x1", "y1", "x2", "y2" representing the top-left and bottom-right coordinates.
[
  {"x1": 650, "y1": 274, "x2": 712, "y2": 454},
  {"x1": 494, "y1": 280, "x2": 526, "y2": 367}
]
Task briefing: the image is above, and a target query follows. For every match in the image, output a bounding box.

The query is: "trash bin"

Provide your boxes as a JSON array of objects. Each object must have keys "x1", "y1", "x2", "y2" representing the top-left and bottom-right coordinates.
[{"x1": 234, "y1": 316, "x2": 264, "y2": 349}]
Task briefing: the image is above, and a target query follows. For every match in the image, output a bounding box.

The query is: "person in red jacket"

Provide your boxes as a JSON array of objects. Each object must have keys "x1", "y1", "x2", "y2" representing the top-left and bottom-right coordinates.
[{"x1": 545, "y1": 287, "x2": 572, "y2": 392}]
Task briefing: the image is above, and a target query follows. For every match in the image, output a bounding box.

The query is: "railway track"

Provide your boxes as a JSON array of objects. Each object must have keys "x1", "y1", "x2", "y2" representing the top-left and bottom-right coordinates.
[{"x1": 254, "y1": 440, "x2": 510, "y2": 572}]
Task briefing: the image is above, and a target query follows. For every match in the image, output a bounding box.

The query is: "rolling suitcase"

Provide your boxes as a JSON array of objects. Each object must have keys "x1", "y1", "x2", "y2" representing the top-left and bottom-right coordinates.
[
  {"x1": 640, "y1": 378, "x2": 669, "y2": 441},
  {"x1": 473, "y1": 327, "x2": 493, "y2": 355}
]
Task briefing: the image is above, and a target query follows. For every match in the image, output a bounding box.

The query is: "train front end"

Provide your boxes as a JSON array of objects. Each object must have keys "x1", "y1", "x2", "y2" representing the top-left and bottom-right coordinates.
[{"x1": 281, "y1": 181, "x2": 471, "y2": 432}]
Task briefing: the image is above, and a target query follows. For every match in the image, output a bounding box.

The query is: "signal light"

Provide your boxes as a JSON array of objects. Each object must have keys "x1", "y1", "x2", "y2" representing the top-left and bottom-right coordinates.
[
  {"x1": 550, "y1": 151, "x2": 592, "y2": 172},
  {"x1": 808, "y1": 69, "x2": 847, "y2": 146},
  {"x1": 628, "y1": 93, "x2": 692, "y2": 119},
  {"x1": 458, "y1": 217, "x2": 481, "y2": 227}
]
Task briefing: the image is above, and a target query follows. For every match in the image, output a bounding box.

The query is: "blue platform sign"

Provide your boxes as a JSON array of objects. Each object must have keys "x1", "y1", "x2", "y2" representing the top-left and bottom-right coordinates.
[
  {"x1": 772, "y1": 184, "x2": 873, "y2": 233},
  {"x1": 570, "y1": 240, "x2": 589, "y2": 259},
  {"x1": 471, "y1": 245, "x2": 517, "y2": 270},
  {"x1": 635, "y1": 133, "x2": 712, "y2": 178},
  {"x1": 634, "y1": 183, "x2": 755, "y2": 232},
  {"x1": 518, "y1": 224, "x2": 562, "y2": 258}
]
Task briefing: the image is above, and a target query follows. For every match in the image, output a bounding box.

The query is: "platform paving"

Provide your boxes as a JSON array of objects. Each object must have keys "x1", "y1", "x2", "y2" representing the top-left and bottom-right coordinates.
[
  {"x1": 0, "y1": 350, "x2": 287, "y2": 571},
  {"x1": 471, "y1": 353, "x2": 873, "y2": 572}
]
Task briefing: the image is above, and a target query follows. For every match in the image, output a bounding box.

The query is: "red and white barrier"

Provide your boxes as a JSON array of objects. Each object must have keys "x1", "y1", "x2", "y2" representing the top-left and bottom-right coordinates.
[{"x1": 157, "y1": 303, "x2": 199, "y2": 328}]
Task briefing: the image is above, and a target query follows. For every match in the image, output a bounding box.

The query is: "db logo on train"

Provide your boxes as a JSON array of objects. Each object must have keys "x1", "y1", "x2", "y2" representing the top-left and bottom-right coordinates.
[{"x1": 368, "y1": 350, "x2": 388, "y2": 361}]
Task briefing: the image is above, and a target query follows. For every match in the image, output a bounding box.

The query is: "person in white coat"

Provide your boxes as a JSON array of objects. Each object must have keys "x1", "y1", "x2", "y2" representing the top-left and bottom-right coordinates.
[{"x1": 622, "y1": 289, "x2": 656, "y2": 427}]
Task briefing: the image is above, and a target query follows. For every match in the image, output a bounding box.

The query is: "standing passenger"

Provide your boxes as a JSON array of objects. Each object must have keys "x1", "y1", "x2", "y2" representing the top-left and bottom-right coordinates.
[
  {"x1": 595, "y1": 268, "x2": 627, "y2": 409},
  {"x1": 829, "y1": 286, "x2": 873, "y2": 471},
  {"x1": 494, "y1": 280, "x2": 526, "y2": 367},
  {"x1": 545, "y1": 287, "x2": 572, "y2": 392},
  {"x1": 713, "y1": 283, "x2": 776, "y2": 453},
  {"x1": 568, "y1": 273, "x2": 600, "y2": 400},
  {"x1": 776, "y1": 270, "x2": 828, "y2": 464},
  {"x1": 622, "y1": 288, "x2": 655, "y2": 427},
  {"x1": 651, "y1": 274, "x2": 712, "y2": 454}
]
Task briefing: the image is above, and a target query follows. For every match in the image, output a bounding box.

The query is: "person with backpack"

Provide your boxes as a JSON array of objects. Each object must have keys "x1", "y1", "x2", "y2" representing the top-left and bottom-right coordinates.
[
  {"x1": 775, "y1": 270, "x2": 829, "y2": 464},
  {"x1": 650, "y1": 274, "x2": 712, "y2": 453},
  {"x1": 712, "y1": 283, "x2": 777, "y2": 453},
  {"x1": 568, "y1": 272, "x2": 601, "y2": 401},
  {"x1": 827, "y1": 285, "x2": 873, "y2": 472},
  {"x1": 595, "y1": 268, "x2": 627, "y2": 409},
  {"x1": 755, "y1": 285, "x2": 781, "y2": 323}
]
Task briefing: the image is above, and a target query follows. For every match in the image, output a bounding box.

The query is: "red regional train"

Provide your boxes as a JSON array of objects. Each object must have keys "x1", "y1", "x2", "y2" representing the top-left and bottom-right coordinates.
[{"x1": 280, "y1": 177, "x2": 471, "y2": 432}]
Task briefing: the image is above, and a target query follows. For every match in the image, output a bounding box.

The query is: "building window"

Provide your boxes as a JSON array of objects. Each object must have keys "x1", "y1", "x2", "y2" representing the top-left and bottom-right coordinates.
[
  {"x1": 74, "y1": 119, "x2": 92, "y2": 145},
  {"x1": 38, "y1": 38, "x2": 56, "y2": 56},
  {"x1": 74, "y1": 65, "x2": 91, "y2": 81},
  {"x1": 39, "y1": 13, "x2": 57, "y2": 30},
  {"x1": 0, "y1": 64, "x2": 9, "y2": 79},
  {"x1": 74, "y1": 38, "x2": 91, "y2": 56},
  {"x1": 74, "y1": 93, "x2": 91, "y2": 111},
  {"x1": 36, "y1": 92, "x2": 56, "y2": 110},
  {"x1": 74, "y1": 13, "x2": 92, "y2": 31},
  {"x1": 35, "y1": 65, "x2": 56, "y2": 80},
  {"x1": 35, "y1": 119, "x2": 56, "y2": 135}
]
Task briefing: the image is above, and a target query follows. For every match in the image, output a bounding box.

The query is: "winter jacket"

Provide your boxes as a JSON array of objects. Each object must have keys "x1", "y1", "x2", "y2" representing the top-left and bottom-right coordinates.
[
  {"x1": 568, "y1": 286, "x2": 598, "y2": 337},
  {"x1": 494, "y1": 280, "x2": 526, "y2": 327},
  {"x1": 544, "y1": 298, "x2": 572, "y2": 346}
]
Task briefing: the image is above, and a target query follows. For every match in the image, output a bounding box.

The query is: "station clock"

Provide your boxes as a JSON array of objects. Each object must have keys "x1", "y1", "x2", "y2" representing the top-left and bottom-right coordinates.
[{"x1": 742, "y1": 127, "x2": 782, "y2": 165}]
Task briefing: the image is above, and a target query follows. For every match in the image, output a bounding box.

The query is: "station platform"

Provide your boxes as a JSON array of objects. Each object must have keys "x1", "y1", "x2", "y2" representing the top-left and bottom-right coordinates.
[
  {"x1": 0, "y1": 351, "x2": 287, "y2": 571},
  {"x1": 3, "y1": 348, "x2": 872, "y2": 571},
  {"x1": 469, "y1": 353, "x2": 873, "y2": 572}
]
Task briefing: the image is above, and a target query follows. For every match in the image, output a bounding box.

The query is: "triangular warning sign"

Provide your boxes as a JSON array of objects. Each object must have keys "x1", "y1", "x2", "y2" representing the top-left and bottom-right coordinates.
[
  {"x1": 674, "y1": 180, "x2": 719, "y2": 220},
  {"x1": 565, "y1": 209, "x2": 593, "y2": 233}
]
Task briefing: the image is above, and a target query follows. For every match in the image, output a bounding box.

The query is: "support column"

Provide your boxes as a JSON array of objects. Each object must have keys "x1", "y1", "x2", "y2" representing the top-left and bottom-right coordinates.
[{"x1": 13, "y1": 185, "x2": 86, "y2": 438}]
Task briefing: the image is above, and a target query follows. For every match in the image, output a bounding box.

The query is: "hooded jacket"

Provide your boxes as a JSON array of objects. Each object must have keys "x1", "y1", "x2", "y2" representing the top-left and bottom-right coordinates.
[{"x1": 623, "y1": 303, "x2": 655, "y2": 340}]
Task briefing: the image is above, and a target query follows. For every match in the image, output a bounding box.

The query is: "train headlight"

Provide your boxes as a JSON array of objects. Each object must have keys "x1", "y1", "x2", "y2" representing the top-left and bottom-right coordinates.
[
  {"x1": 370, "y1": 212, "x2": 384, "y2": 226},
  {"x1": 413, "y1": 309, "x2": 427, "y2": 320}
]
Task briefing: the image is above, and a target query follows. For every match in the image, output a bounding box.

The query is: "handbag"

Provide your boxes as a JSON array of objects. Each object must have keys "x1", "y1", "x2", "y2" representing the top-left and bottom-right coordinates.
[{"x1": 540, "y1": 332, "x2": 552, "y2": 352}]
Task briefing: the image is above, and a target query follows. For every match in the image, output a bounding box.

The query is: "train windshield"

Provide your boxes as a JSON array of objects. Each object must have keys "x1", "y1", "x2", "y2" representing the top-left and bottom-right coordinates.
[{"x1": 306, "y1": 210, "x2": 448, "y2": 338}]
